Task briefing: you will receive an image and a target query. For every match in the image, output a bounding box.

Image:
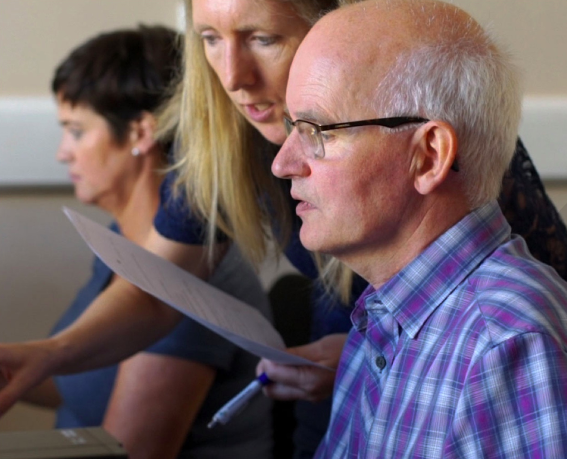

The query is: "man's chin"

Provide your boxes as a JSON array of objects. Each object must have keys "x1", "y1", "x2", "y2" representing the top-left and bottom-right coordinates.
[{"x1": 299, "y1": 230, "x2": 335, "y2": 255}]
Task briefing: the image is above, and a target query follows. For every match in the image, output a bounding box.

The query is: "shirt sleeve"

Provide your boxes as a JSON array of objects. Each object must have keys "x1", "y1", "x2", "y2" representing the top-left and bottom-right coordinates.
[
  {"x1": 153, "y1": 170, "x2": 227, "y2": 244},
  {"x1": 446, "y1": 332, "x2": 567, "y2": 458},
  {"x1": 144, "y1": 316, "x2": 237, "y2": 371}
]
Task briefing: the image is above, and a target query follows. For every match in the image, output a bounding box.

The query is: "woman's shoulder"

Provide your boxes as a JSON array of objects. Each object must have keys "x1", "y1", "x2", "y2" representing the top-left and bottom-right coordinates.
[{"x1": 498, "y1": 138, "x2": 567, "y2": 281}]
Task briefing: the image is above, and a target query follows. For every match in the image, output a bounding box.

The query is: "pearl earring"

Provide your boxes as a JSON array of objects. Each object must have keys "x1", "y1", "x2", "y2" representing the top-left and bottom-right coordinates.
[{"x1": 131, "y1": 147, "x2": 140, "y2": 157}]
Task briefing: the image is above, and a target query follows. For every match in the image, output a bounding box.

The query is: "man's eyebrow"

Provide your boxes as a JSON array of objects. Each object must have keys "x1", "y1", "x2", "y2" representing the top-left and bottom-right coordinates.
[{"x1": 287, "y1": 109, "x2": 328, "y2": 124}]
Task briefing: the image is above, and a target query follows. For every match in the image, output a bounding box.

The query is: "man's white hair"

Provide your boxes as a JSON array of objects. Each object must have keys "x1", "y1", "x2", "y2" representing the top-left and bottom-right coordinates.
[{"x1": 375, "y1": 11, "x2": 522, "y2": 208}]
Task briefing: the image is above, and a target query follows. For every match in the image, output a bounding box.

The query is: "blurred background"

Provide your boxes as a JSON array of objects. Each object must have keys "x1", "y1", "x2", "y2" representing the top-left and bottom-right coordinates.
[{"x1": 0, "y1": 0, "x2": 566, "y2": 431}]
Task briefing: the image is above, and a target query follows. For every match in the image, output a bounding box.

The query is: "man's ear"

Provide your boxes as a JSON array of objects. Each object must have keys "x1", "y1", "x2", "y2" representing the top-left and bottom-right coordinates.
[
  {"x1": 411, "y1": 120, "x2": 457, "y2": 196},
  {"x1": 129, "y1": 111, "x2": 157, "y2": 155}
]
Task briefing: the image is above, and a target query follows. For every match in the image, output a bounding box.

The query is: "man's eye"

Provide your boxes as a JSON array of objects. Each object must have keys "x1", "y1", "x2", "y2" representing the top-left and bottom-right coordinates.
[{"x1": 320, "y1": 131, "x2": 335, "y2": 142}]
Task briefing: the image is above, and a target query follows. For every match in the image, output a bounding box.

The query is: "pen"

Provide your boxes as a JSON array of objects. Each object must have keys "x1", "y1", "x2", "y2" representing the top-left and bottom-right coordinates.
[{"x1": 207, "y1": 372, "x2": 271, "y2": 428}]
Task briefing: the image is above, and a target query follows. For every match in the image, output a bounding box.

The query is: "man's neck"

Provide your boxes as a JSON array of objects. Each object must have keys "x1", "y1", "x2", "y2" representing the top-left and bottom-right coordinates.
[{"x1": 342, "y1": 196, "x2": 471, "y2": 289}]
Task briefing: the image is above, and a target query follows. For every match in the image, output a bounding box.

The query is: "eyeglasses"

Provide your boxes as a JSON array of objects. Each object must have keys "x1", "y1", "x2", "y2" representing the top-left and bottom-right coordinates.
[
  {"x1": 283, "y1": 114, "x2": 459, "y2": 171},
  {"x1": 283, "y1": 114, "x2": 429, "y2": 160}
]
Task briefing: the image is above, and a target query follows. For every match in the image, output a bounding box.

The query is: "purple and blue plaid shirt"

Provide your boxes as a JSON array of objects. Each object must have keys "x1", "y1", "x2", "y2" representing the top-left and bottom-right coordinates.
[{"x1": 316, "y1": 201, "x2": 567, "y2": 458}]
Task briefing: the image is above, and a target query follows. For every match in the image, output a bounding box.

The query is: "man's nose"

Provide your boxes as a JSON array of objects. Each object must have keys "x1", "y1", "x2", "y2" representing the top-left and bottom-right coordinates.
[{"x1": 272, "y1": 132, "x2": 311, "y2": 179}]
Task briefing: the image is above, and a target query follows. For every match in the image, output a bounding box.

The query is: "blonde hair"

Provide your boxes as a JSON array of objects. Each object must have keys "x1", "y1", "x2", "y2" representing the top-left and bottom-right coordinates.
[{"x1": 159, "y1": 0, "x2": 358, "y2": 303}]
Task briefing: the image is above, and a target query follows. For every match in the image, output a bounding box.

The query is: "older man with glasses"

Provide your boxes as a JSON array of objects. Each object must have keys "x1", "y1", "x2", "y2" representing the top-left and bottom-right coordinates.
[{"x1": 272, "y1": 0, "x2": 567, "y2": 457}]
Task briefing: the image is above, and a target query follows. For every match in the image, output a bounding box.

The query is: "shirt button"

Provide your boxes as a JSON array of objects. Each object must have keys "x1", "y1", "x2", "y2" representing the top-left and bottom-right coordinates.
[{"x1": 375, "y1": 355, "x2": 387, "y2": 370}]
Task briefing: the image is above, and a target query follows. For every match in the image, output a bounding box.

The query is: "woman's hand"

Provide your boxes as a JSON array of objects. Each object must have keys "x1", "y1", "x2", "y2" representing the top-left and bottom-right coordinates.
[
  {"x1": 0, "y1": 232, "x2": 226, "y2": 419},
  {"x1": 256, "y1": 333, "x2": 348, "y2": 402},
  {"x1": 0, "y1": 340, "x2": 59, "y2": 416}
]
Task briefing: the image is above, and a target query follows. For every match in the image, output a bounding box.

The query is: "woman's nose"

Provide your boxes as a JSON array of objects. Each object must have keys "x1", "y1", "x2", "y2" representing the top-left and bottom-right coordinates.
[
  {"x1": 56, "y1": 136, "x2": 73, "y2": 163},
  {"x1": 222, "y1": 44, "x2": 256, "y2": 92}
]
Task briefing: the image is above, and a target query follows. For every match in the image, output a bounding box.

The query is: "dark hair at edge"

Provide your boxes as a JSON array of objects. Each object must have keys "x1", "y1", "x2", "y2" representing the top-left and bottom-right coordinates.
[{"x1": 52, "y1": 24, "x2": 182, "y2": 145}]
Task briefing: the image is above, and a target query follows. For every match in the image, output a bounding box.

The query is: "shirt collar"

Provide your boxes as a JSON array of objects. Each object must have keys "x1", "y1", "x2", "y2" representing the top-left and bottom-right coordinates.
[{"x1": 353, "y1": 201, "x2": 511, "y2": 338}]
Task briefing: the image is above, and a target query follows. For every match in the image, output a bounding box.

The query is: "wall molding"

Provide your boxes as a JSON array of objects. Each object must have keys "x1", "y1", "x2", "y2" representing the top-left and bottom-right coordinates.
[
  {"x1": 0, "y1": 97, "x2": 64, "y2": 186},
  {"x1": 1, "y1": 96, "x2": 566, "y2": 185},
  {"x1": 519, "y1": 97, "x2": 567, "y2": 180}
]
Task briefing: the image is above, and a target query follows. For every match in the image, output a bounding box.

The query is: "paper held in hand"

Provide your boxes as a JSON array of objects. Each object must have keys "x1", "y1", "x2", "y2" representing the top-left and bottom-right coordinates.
[{"x1": 63, "y1": 207, "x2": 330, "y2": 369}]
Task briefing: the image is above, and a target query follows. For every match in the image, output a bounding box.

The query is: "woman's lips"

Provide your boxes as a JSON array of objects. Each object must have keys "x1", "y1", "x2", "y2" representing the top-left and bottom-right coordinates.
[{"x1": 242, "y1": 103, "x2": 274, "y2": 123}]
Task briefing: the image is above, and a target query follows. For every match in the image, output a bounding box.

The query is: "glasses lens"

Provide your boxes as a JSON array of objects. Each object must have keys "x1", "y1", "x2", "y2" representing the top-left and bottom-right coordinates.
[
  {"x1": 283, "y1": 116, "x2": 294, "y2": 136},
  {"x1": 296, "y1": 121, "x2": 323, "y2": 159}
]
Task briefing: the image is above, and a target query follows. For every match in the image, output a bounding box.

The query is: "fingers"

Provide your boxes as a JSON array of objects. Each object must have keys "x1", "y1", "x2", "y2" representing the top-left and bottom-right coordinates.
[
  {"x1": 0, "y1": 342, "x2": 53, "y2": 417},
  {"x1": 257, "y1": 358, "x2": 336, "y2": 402},
  {"x1": 258, "y1": 358, "x2": 302, "y2": 386},
  {"x1": 285, "y1": 333, "x2": 348, "y2": 367},
  {"x1": 263, "y1": 381, "x2": 314, "y2": 401},
  {"x1": 0, "y1": 379, "x2": 25, "y2": 416},
  {"x1": 255, "y1": 334, "x2": 349, "y2": 402},
  {"x1": 0, "y1": 365, "x2": 34, "y2": 416}
]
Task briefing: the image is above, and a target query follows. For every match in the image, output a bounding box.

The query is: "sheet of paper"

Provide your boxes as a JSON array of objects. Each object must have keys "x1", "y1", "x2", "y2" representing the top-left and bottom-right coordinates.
[{"x1": 64, "y1": 207, "x2": 327, "y2": 368}]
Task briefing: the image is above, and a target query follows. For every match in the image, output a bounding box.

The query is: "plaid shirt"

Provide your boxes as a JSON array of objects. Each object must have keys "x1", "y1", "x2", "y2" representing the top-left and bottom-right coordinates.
[{"x1": 316, "y1": 201, "x2": 567, "y2": 458}]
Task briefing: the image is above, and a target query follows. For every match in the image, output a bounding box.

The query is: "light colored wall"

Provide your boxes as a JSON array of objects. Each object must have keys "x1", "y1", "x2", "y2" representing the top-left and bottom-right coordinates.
[
  {"x1": 450, "y1": 0, "x2": 567, "y2": 96},
  {"x1": 1, "y1": 0, "x2": 566, "y2": 97},
  {"x1": 544, "y1": 183, "x2": 567, "y2": 218},
  {"x1": 0, "y1": 0, "x2": 181, "y2": 97}
]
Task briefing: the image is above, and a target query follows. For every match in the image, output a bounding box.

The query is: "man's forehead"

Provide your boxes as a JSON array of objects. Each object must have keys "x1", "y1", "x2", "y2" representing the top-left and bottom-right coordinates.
[
  {"x1": 286, "y1": 28, "x2": 394, "y2": 121},
  {"x1": 286, "y1": 0, "x2": 467, "y2": 121},
  {"x1": 294, "y1": 0, "x2": 470, "y2": 77},
  {"x1": 286, "y1": 52, "x2": 356, "y2": 122}
]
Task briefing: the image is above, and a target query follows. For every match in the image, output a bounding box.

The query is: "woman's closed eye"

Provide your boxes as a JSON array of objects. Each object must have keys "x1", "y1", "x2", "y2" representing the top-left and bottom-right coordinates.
[
  {"x1": 251, "y1": 34, "x2": 278, "y2": 46},
  {"x1": 69, "y1": 128, "x2": 84, "y2": 141},
  {"x1": 200, "y1": 32, "x2": 220, "y2": 47}
]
